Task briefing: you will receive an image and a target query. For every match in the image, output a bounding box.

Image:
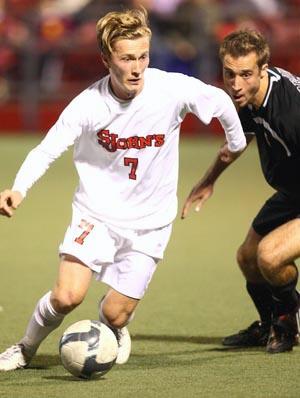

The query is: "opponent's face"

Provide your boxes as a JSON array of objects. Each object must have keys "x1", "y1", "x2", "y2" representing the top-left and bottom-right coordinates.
[
  {"x1": 103, "y1": 36, "x2": 150, "y2": 100},
  {"x1": 222, "y1": 52, "x2": 268, "y2": 108}
]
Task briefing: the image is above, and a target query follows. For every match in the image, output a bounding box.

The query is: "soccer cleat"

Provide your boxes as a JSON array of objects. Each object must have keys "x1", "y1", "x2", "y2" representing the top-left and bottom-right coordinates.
[
  {"x1": 114, "y1": 327, "x2": 131, "y2": 365},
  {"x1": 0, "y1": 344, "x2": 32, "y2": 371},
  {"x1": 222, "y1": 321, "x2": 270, "y2": 347},
  {"x1": 266, "y1": 311, "x2": 300, "y2": 354}
]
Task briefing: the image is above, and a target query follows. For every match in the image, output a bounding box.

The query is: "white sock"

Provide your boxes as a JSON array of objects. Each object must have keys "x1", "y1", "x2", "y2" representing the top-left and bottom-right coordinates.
[{"x1": 20, "y1": 291, "x2": 65, "y2": 355}]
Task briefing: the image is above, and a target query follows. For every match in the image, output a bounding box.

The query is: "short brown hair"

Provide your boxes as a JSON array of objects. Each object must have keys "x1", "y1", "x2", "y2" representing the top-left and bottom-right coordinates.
[
  {"x1": 219, "y1": 30, "x2": 270, "y2": 68},
  {"x1": 96, "y1": 7, "x2": 152, "y2": 57}
]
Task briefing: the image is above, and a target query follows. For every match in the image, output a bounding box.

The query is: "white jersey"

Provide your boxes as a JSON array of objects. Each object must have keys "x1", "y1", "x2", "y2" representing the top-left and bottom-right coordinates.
[{"x1": 12, "y1": 68, "x2": 246, "y2": 229}]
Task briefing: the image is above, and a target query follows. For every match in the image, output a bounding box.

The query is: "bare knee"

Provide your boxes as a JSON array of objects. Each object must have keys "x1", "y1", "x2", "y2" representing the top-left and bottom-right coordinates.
[
  {"x1": 236, "y1": 243, "x2": 262, "y2": 282},
  {"x1": 236, "y1": 243, "x2": 256, "y2": 271},
  {"x1": 101, "y1": 294, "x2": 138, "y2": 329},
  {"x1": 256, "y1": 225, "x2": 299, "y2": 284},
  {"x1": 104, "y1": 309, "x2": 133, "y2": 329},
  {"x1": 257, "y1": 240, "x2": 279, "y2": 276},
  {"x1": 51, "y1": 290, "x2": 84, "y2": 314}
]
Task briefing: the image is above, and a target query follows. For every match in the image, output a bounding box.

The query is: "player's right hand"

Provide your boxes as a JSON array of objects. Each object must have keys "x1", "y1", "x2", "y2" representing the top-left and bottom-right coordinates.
[
  {"x1": 0, "y1": 190, "x2": 23, "y2": 217},
  {"x1": 219, "y1": 143, "x2": 245, "y2": 164},
  {"x1": 181, "y1": 183, "x2": 214, "y2": 219}
]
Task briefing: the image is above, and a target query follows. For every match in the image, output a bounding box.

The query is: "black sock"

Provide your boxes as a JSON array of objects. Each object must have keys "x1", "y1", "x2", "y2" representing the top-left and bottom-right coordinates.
[
  {"x1": 269, "y1": 277, "x2": 299, "y2": 316},
  {"x1": 246, "y1": 282, "x2": 273, "y2": 325}
]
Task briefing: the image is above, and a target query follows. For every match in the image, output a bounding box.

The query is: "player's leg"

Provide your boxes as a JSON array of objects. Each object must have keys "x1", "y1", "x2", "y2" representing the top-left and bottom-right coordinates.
[
  {"x1": 0, "y1": 255, "x2": 93, "y2": 371},
  {"x1": 99, "y1": 289, "x2": 139, "y2": 364},
  {"x1": 51, "y1": 254, "x2": 93, "y2": 313},
  {"x1": 97, "y1": 250, "x2": 159, "y2": 364},
  {"x1": 223, "y1": 191, "x2": 300, "y2": 349},
  {"x1": 23, "y1": 254, "x2": 93, "y2": 352},
  {"x1": 257, "y1": 219, "x2": 300, "y2": 353},
  {"x1": 222, "y1": 227, "x2": 272, "y2": 347},
  {"x1": 95, "y1": 223, "x2": 172, "y2": 364},
  {"x1": 99, "y1": 288, "x2": 138, "y2": 329},
  {"x1": 237, "y1": 226, "x2": 274, "y2": 327}
]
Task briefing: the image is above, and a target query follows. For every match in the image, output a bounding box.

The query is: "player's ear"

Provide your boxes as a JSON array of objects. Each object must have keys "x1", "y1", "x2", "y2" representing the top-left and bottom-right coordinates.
[
  {"x1": 260, "y1": 63, "x2": 268, "y2": 78},
  {"x1": 101, "y1": 52, "x2": 110, "y2": 69}
]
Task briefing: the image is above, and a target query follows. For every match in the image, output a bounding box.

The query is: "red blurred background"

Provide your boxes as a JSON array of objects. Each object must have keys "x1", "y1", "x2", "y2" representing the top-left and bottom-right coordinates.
[{"x1": 0, "y1": 0, "x2": 299, "y2": 134}]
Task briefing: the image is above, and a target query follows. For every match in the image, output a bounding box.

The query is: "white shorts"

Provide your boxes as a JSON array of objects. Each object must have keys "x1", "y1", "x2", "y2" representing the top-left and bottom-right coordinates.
[{"x1": 58, "y1": 209, "x2": 172, "y2": 299}]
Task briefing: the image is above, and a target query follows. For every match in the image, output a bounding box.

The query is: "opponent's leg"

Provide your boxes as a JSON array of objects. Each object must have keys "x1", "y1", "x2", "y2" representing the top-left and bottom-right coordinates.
[
  {"x1": 257, "y1": 219, "x2": 300, "y2": 353},
  {"x1": 223, "y1": 227, "x2": 273, "y2": 347}
]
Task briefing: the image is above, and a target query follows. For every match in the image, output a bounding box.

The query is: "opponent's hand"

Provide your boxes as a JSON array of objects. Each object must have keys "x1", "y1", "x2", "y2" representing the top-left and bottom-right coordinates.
[
  {"x1": 181, "y1": 143, "x2": 243, "y2": 219},
  {"x1": 181, "y1": 183, "x2": 214, "y2": 219},
  {"x1": 0, "y1": 190, "x2": 23, "y2": 217},
  {"x1": 219, "y1": 143, "x2": 243, "y2": 163}
]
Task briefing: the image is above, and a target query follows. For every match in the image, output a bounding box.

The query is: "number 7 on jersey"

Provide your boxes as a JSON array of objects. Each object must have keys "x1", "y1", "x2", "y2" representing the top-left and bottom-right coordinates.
[{"x1": 124, "y1": 157, "x2": 138, "y2": 180}]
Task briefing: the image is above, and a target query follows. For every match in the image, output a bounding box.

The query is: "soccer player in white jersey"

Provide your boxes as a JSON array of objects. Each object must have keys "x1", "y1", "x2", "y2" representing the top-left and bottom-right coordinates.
[{"x1": 0, "y1": 8, "x2": 246, "y2": 371}]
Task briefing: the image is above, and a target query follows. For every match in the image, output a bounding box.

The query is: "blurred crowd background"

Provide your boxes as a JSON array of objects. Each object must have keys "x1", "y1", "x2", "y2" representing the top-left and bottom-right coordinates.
[{"x1": 0, "y1": 0, "x2": 300, "y2": 131}]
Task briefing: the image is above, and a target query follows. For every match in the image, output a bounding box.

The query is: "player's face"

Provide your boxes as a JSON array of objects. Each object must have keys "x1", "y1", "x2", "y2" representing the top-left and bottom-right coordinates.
[
  {"x1": 222, "y1": 52, "x2": 268, "y2": 108},
  {"x1": 103, "y1": 36, "x2": 150, "y2": 100}
]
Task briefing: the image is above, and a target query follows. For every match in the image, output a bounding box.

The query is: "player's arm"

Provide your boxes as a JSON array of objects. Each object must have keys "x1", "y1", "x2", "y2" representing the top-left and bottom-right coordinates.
[
  {"x1": 181, "y1": 135, "x2": 253, "y2": 219},
  {"x1": 0, "y1": 145, "x2": 60, "y2": 218},
  {"x1": 0, "y1": 104, "x2": 83, "y2": 218},
  {"x1": 180, "y1": 79, "x2": 250, "y2": 218},
  {"x1": 0, "y1": 144, "x2": 60, "y2": 218}
]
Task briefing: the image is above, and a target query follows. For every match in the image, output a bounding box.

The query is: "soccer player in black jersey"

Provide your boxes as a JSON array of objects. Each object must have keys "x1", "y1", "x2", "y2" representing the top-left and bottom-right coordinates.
[{"x1": 182, "y1": 29, "x2": 300, "y2": 353}]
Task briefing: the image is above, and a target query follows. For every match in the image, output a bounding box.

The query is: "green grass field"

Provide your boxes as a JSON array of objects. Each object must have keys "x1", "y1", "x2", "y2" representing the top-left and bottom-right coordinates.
[{"x1": 0, "y1": 135, "x2": 299, "y2": 398}]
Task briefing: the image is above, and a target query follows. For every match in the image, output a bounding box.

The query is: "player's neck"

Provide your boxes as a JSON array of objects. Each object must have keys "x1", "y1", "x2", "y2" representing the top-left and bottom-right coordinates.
[
  {"x1": 108, "y1": 80, "x2": 129, "y2": 103},
  {"x1": 252, "y1": 74, "x2": 269, "y2": 109}
]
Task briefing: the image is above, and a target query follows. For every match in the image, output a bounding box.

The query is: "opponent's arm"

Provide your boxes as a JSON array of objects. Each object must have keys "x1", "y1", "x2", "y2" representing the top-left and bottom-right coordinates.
[
  {"x1": 181, "y1": 135, "x2": 253, "y2": 219},
  {"x1": 180, "y1": 79, "x2": 251, "y2": 218}
]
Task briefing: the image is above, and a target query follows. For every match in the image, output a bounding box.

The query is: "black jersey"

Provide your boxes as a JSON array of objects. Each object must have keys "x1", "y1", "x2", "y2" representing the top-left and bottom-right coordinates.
[{"x1": 239, "y1": 67, "x2": 300, "y2": 196}]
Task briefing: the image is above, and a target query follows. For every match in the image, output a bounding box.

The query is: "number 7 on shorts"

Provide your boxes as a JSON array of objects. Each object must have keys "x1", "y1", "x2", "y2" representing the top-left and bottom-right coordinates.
[{"x1": 74, "y1": 220, "x2": 94, "y2": 245}]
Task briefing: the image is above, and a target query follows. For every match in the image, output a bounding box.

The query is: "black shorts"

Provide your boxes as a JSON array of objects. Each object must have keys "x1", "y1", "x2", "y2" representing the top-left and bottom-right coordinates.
[{"x1": 252, "y1": 191, "x2": 300, "y2": 236}]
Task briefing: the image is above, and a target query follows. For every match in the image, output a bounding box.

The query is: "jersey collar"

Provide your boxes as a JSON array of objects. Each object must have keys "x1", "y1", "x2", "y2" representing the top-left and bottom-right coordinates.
[{"x1": 261, "y1": 68, "x2": 281, "y2": 108}]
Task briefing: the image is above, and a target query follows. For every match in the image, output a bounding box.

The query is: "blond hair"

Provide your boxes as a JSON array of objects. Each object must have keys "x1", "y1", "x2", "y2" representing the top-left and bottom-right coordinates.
[
  {"x1": 219, "y1": 30, "x2": 270, "y2": 69},
  {"x1": 96, "y1": 7, "x2": 152, "y2": 57}
]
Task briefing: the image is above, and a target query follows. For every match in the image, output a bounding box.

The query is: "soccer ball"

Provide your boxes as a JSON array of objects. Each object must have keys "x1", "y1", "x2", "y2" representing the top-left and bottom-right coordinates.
[{"x1": 59, "y1": 320, "x2": 118, "y2": 379}]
